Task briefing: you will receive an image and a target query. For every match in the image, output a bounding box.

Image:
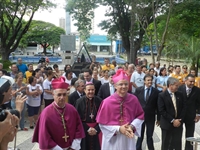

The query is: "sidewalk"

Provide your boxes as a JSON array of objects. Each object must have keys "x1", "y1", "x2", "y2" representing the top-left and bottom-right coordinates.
[{"x1": 8, "y1": 118, "x2": 200, "y2": 150}]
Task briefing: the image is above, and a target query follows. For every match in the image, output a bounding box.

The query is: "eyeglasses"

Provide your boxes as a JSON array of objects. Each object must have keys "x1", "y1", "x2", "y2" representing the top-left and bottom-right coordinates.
[
  {"x1": 183, "y1": 68, "x2": 187, "y2": 69},
  {"x1": 57, "y1": 93, "x2": 67, "y2": 97}
]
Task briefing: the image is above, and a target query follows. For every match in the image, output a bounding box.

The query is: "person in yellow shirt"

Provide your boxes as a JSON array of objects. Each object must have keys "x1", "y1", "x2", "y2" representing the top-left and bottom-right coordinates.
[
  {"x1": 25, "y1": 63, "x2": 34, "y2": 83},
  {"x1": 189, "y1": 69, "x2": 200, "y2": 87},
  {"x1": 181, "y1": 65, "x2": 188, "y2": 81},
  {"x1": 170, "y1": 65, "x2": 184, "y2": 84},
  {"x1": 101, "y1": 58, "x2": 115, "y2": 71}
]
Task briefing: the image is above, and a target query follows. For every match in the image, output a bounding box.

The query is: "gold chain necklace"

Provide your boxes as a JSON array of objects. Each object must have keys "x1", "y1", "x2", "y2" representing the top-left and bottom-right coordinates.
[{"x1": 53, "y1": 103, "x2": 69, "y2": 142}]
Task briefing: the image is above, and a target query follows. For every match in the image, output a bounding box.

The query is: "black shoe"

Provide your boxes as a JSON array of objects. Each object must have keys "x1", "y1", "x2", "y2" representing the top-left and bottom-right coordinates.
[{"x1": 30, "y1": 126, "x2": 34, "y2": 129}]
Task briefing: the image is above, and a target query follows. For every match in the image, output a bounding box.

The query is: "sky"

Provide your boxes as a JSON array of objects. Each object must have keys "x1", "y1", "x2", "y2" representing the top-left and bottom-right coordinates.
[{"x1": 33, "y1": 0, "x2": 108, "y2": 34}]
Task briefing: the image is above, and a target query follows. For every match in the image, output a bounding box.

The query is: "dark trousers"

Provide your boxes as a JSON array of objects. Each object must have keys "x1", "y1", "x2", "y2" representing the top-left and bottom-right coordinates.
[
  {"x1": 184, "y1": 122, "x2": 195, "y2": 150},
  {"x1": 161, "y1": 125, "x2": 183, "y2": 150},
  {"x1": 136, "y1": 120, "x2": 155, "y2": 150},
  {"x1": 44, "y1": 99, "x2": 54, "y2": 107}
]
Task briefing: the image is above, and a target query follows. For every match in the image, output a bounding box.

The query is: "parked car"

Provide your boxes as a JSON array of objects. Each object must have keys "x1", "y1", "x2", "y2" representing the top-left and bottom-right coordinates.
[{"x1": 11, "y1": 50, "x2": 24, "y2": 55}]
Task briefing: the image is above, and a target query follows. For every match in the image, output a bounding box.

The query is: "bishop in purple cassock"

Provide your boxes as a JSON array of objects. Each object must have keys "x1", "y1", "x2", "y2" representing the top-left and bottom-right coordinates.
[
  {"x1": 32, "y1": 77, "x2": 85, "y2": 150},
  {"x1": 96, "y1": 69, "x2": 144, "y2": 150}
]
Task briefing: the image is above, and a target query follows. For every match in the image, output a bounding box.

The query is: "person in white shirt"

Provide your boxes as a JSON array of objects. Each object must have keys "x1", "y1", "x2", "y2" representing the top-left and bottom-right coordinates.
[
  {"x1": 43, "y1": 70, "x2": 54, "y2": 107},
  {"x1": 100, "y1": 70, "x2": 110, "y2": 85},
  {"x1": 62, "y1": 69, "x2": 73, "y2": 85},
  {"x1": 63, "y1": 64, "x2": 77, "y2": 78},
  {"x1": 26, "y1": 76, "x2": 43, "y2": 129},
  {"x1": 130, "y1": 65, "x2": 145, "y2": 93},
  {"x1": 154, "y1": 61, "x2": 161, "y2": 75}
]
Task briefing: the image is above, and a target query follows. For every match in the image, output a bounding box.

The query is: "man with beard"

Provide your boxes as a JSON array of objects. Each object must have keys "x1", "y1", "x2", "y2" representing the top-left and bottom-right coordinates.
[{"x1": 75, "y1": 82, "x2": 102, "y2": 150}]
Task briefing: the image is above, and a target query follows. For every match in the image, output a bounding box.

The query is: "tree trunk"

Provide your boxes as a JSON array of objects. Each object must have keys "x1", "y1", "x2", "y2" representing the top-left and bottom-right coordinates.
[
  {"x1": 129, "y1": 0, "x2": 136, "y2": 64},
  {"x1": 43, "y1": 44, "x2": 47, "y2": 55},
  {"x1": 109, "y1": 39, "x2": 113, "y2": 55},
  {"x1": 153, "y1": 0, "x2": 159, "y2": 53},
  {"x1": 52, "y1": 45, "x2": 55, "y2": 53},
  {"x1": 149, "y1": 34, "x2": 155, "y2": 63},
  {"x1": 42, "y1": 43, "x2": 50, "y2": 55},
  {"x1": 156, "y1": 0, "x2": 173, "y2": 61},
  {"x1": 132, "y1": 29, "x2": 145, "y2": 64},
  {"x1": 0, "y1": 47, "x2": 10, "y2": 60}
]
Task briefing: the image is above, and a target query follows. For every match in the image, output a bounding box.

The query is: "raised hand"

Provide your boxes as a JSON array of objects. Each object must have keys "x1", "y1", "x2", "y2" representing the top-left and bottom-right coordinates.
[{"x1": 15, "y1": 94, "x2": 27, "y2": 113}]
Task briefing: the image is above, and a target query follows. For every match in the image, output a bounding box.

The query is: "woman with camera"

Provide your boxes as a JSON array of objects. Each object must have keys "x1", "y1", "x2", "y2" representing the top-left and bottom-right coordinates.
[
  {"x1": 0, "y1": 76, "x2": 27, "y2": 146},
  {"x1": 11, "y1": 73, "x2": 27, "y2": 131}
]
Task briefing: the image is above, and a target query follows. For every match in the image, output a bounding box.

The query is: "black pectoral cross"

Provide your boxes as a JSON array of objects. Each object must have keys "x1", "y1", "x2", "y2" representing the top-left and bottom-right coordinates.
[
  {"x1": 62, "y1": 133, "x2": 69, "y2": 142},
  {"x1": 90, "y1": 113, "x2": 94, "y2": 119}
]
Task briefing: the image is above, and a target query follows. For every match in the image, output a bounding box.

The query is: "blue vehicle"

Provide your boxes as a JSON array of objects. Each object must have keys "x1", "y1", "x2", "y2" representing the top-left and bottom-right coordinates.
[{"x1": 9, "y1": 56, "x2": 62, "y2": 63}]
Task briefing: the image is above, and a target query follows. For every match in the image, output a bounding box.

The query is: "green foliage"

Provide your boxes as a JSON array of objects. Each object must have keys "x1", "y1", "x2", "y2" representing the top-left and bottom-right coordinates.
[
  {"x1": 25, "y1": 20, "x2": 65, "y2": 52},
  {"x1": 172, "y1": 1, "x2": 200, "y2": 37},
  {"x1": 152, "y1": 0, "x2": 200, "y2": 67},
  {"x1": 66, "y1": 0, "x2": 99, "y2": 41},
  {"x1": 0, "y1": 0, "x2": 56, "y2": 60},
  {"x1": 0, "y1": 60, "x2": 12, "y2": 70}
]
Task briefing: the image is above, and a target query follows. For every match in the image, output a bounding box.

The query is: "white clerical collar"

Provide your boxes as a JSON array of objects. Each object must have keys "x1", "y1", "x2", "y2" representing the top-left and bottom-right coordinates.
[{"x1": 54, "y1": 102, "x2": 65, "y2": 108}]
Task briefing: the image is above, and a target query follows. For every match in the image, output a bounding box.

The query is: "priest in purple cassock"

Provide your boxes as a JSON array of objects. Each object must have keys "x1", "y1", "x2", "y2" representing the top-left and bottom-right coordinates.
[
  {"x1": 32, "y1": 77, "x2": 85, "y2": 150},
  {"x1": 96, "y1": 69, "x2": 144, "y2": 150},
  {"x1": 75, "y1": 82, "x2": 102, "y2": 150}
]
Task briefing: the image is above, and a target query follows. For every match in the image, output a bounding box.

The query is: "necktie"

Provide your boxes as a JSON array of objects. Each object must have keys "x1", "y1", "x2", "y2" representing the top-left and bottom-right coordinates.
[
  {"x1": 171, "y1": 93, "x2": 177, "y2": 117},
  {"x1": 145, "y1": 88, "x2": 150, "y2": 101},
  {"x1": 186, "y1": 88, "x2": 191, "y2": 97},
  {"x1": 80, "y1": 94, "x2": 83, "y2": 97}
]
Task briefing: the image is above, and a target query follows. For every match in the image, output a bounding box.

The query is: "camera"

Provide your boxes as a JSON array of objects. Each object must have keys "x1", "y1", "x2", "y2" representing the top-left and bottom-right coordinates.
[{"x1": 0, "y1": 109, "x2": 20, "y2": 122}]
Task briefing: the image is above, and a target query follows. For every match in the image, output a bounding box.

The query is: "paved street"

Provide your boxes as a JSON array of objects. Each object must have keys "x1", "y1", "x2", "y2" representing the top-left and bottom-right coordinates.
[{"x1": 8, "y1": 116, "x2": 200, "y2": 150}]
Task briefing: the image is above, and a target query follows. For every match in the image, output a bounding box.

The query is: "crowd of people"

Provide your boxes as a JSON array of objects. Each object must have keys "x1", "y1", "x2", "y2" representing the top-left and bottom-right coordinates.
[{"x1": 0, "y1": 56, "x2": 200, "y2": 150}]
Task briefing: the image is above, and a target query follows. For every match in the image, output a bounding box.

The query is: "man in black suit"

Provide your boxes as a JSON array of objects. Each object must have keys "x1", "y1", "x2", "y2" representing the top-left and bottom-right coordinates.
[
  {"x1": 83, "y1": 69, "x2": 101, "y2": 95},
  {"x1": 134, "y1": 74, "x2": 160, "y2": 150},
  {"x1": 178, "y1": 74, "x2": 200, "y2": 150},
  {"x1": 68, "y1": 80, "x2": 85, "y2": 107},
  {"x1": 158, "y1": 77, "x2": 186, "y2": 150},
  {"x1": 97, "y1": 70, "x2": 115, "y2": 100}
]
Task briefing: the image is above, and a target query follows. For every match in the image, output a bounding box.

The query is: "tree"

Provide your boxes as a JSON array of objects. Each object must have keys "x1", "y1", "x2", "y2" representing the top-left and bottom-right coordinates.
[
  {"x1": 66, "y1": 0, "x2": 179, "y2": 63},
  {"x1": 155, "y1": 0, "x2": 200, "y2": 68},
  {"x1": 0, "y1": 0, "x2": 55, "y2": 60},
  {"x1": 66, "y1": 0, "x2": 99, "y2": 41},
  {"x1": 25, "y1": 20, "x2": 65, "y2": 54}
]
